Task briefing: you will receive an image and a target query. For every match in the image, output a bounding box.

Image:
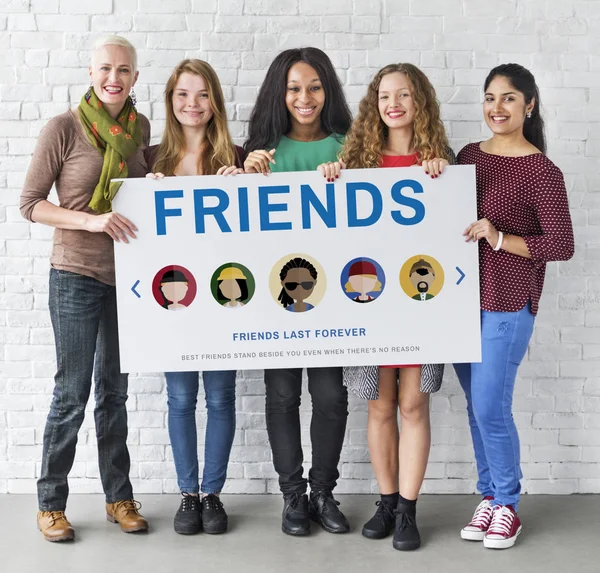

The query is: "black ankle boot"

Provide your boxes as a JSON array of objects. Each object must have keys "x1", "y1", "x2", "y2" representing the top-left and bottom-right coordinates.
[
  {"x1": 392, "y1": 501, "x2": 421, "y2": 551},
  {"x1": 309, "y1": 490, "x2": 350, "y2": 534},
  {"x1": 362, "y1": 500, "x2": 396, "y2": 539},
  {"x1": 282, "y1": 493, "x2": 310, "y2": 536}
]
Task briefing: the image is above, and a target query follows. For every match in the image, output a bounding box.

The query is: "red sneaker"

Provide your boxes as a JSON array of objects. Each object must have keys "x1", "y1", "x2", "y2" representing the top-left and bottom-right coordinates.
[
  {"x1": 461, "y1": 497, "x2": 494, "y2": 541},
  {"x1": 484, "y1": 505, "x2": 522, "y2": 549}
]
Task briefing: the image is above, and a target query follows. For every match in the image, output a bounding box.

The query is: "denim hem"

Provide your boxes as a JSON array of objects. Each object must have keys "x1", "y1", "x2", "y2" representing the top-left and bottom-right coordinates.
[
  {"x1": 200, "y1": 487, "x2": 222, "y2": 495},
  {"x1": 105, "y1": 492, "x2": 135, "y2": 504},
  {"x1": 178, "y1": 485, "x2": 200, "y2": 495},
  {"x1": 280, "y1": 484, "x2": 308, "y2": 496},
  {"x1": 38, "y1": 504, "x2": 67, "y2": 512}
]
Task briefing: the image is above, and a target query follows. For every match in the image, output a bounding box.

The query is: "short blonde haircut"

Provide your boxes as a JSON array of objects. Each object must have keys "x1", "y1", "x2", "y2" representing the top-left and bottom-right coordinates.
[{"x1": 92, "y1": 35, "x2": 138, "y2": 74}]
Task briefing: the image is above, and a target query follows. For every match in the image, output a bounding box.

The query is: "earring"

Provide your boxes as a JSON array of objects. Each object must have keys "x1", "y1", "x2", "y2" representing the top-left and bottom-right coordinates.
[
  {"x1": 526, "y1": 111, "x2": 532, "y2": 119},
  {"x1": 130, "y1": 88, "x2": 137, "y2": 107},
  {"x1": 85, "y1": 82, "x2": 93, "y2": 103}
]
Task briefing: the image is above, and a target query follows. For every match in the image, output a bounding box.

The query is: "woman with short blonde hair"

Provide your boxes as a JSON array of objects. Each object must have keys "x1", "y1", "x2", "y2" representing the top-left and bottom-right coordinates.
[{"x1": 20, "y1": 35, "x2": 150, "y2": 542}]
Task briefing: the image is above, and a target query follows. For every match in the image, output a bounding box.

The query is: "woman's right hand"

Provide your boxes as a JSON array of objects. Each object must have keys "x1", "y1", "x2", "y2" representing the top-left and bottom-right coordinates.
[
  {"x1": 317, "y1": 159, "x2": 345, "y2": 182},
  {"x1": 244, "y1": 148, "x2": 276, "y2": 175},
  {"x1": 84, "y1": 212, "x2": 137, "y2": 243},
  {"x1": 146, "y1": 172, "x2": 165, "y2": 180}
]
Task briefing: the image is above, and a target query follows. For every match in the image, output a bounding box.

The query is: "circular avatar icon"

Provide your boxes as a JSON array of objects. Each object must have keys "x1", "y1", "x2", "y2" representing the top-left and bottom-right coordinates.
[
  {"x1": 152, "y1": 265, "x2": 197, "y2": 311},
  {"x1": 269, "y1": 254, "x2": 326, "y2": 313},
  {"x1": 210, "y1": 262, "x2": 255, "y2": 309},
  {"x1": 340, "y1": 257, "x2": 385, "y2": 304},
  {"x1": 399, "y1": 255, "x2": 445, "y2": 302}
]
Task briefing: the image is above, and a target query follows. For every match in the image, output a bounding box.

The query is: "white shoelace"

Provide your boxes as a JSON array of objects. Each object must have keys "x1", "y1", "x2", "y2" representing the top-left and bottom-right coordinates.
[
  {"x1": 468, "y1": 498, "x2": 493, "y2": 528},
  {"x1": 487, "y1": 505, "x2": 515, "y2": 537}
]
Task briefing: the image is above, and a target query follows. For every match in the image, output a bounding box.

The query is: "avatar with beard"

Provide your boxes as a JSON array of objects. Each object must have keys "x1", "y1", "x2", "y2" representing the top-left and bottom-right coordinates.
[{"x1": 409, "y1": 259, "x2": 436, "y2": 301}]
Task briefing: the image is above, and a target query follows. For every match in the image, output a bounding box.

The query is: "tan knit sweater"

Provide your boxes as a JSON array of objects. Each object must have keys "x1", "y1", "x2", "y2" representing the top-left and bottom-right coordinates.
[{"x1": 20, "y1": 109, "x2": 151, "y2": 286}]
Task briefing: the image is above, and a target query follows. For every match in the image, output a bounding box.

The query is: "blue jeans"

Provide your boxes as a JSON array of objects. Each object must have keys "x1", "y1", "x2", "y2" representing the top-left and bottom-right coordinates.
[
  {"x1": 454, "y1": 304, "x2": 535, "y2": 512},
  {"x1": 165, "y1": 371, "x2": 236, "y2": 494},
  {"x1": 38, "y1": 269, "x2": 133, "y2": 511}
]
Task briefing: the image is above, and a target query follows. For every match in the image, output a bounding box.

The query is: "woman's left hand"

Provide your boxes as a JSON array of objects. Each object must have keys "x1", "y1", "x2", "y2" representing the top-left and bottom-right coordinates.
[
  {"x1": 463, "y1": 217, "x2": 500, "y2": 247},
  {"x1": 317, "y1": 160, "x2": 343, "y2": 182},
  {"x1": 422, "y1": 158, "x2": 448, "y2": 178},
  {"x1": 217, "y1": 165, "x2": 245, "y2": 176}
]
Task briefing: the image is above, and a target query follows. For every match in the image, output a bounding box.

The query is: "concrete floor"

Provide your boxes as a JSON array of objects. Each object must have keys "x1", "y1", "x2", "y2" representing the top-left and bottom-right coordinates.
[{"x1": 1, "y1": 494, "x2": 598, "y2": 573}]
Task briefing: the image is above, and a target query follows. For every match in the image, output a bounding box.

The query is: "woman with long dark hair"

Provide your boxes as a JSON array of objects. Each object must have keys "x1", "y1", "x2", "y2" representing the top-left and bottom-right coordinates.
[
  {"x1": 244, "y1": 48, "x2": 353, "y2": 537},
  {"x1": 146, "y1": 59, "x2": 245, "y2": 536},
  {"x1": 456, "y1": 63, "x2": 574, "y2": 549}
]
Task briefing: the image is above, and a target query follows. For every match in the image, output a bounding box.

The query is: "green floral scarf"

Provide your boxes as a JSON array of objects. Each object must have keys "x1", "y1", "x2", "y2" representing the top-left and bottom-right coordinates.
[{"x1": 79, "y1": 88, "x2": 142, "y2": 213}]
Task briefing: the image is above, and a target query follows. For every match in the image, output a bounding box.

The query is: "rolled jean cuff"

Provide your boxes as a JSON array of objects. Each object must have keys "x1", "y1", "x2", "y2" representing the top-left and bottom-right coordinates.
[
  {"x1": 179, "y1": 484, "x2": 200, "y2": 495},
  {"x1": 200, "y1": 486, "x2": 222, "y2": 495}
]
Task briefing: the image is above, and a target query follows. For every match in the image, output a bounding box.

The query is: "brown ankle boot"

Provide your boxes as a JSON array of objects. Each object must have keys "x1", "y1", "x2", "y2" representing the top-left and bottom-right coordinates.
[
  {"x1": 106, "y1": 499, "x2": 148, "y2": 533},
  {"x1": 37, "y1": 511, "x2": 75, "y2": 542}
]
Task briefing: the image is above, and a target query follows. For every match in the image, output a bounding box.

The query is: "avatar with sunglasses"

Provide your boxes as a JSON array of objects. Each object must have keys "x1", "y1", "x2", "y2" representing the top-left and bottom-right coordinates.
[
  {"x1": 278, "y1": 258, "x2": 318, "y2": 313},
  {"x1": 409, "y1": 259, "x2": 436, "y2": 301}
]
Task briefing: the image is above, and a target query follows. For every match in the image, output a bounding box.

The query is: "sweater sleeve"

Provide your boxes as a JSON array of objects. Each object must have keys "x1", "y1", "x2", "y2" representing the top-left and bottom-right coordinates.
[
  {"x1": 522, "y1": 162, "x2": 575, "y2": 263},
  {"x1": 20, "y1": 115, "x2": 70, "y2": 222},
  {"x1": 446, "y1": 146, "x2": 457, "y2": 165},
  {"x1": 140, "y1": 113, "x2": 151, "y2": 148},
  {"x1": 234, "y1": 145, "x2": 247, "y2": 168}
]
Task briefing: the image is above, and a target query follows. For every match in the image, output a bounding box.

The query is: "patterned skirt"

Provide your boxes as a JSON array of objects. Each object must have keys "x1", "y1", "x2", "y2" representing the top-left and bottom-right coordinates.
[{"x1": 343, "y1": 363, "x2": 444, "y2": 400}]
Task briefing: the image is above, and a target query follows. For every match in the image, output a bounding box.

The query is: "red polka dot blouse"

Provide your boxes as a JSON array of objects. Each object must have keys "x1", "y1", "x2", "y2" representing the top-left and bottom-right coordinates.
[{"x1": 457, "y1": 143, "x2": 574, "y2": 315}]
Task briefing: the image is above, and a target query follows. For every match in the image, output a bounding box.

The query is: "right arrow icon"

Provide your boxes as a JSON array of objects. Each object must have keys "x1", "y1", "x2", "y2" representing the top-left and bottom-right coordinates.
[{"x1": 456, "y1": 267, "x2": 466, "y2": 285}]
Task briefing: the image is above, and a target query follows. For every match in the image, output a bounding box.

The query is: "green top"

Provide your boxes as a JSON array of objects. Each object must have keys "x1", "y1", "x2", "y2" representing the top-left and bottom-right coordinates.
[{"x1": 269, "y1": 134, "x2": 344, "y2": 173}]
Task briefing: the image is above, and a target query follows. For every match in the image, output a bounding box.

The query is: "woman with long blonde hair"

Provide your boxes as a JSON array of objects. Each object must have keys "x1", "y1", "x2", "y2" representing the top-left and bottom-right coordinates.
[
  {"x1": 149, "y1": 58, "x2": 242, "y2": 176},
  {"x1": 146, "y1": 59, "x2": 244, "y2": 536},
  {"x1": 338, "y1": 63, "x2": 453, "y2": 552}
]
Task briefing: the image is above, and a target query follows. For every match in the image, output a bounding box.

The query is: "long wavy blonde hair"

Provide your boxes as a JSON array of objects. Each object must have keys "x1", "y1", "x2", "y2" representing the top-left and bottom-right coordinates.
[
  {"x1": 341, "y1": 63, "x2": 450, "y2": 168},
  {"x1": 153, "y1": 59, "x2": 237, "y2": 176}
]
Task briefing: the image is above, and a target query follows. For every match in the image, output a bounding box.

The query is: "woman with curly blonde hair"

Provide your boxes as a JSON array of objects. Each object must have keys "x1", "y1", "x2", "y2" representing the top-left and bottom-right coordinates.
[
  {"x1": 336, "y1": 63, "x2": 454, "y2": 553},
  {"x1": 340, "y1": 63, "x2": 452, "y2": 170}
]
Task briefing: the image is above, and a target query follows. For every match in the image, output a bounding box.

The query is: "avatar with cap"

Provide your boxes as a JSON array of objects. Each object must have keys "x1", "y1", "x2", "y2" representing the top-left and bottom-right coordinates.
[
  {"x1": 409, "y1": 259, "x2": 436, "y2": 301},
  {"x1": 217, "y1": 266, "x2": 249, "y2": 308},
  {"x1": 160, "y1": 269, "x2": 190, "y2": 310},
  {"x1": 344, "y1": 259, "x2": 383, "y2": 303}
]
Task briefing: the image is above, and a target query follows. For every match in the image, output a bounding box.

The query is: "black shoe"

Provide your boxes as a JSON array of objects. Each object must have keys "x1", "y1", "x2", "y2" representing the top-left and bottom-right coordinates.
[
  {"x1": 201, "y1": 494, "x2": 228, "y2": 534},
  {"x1": 309, "y1": 490, "x2": 350, "y2": 534},
  {"x1": 392, "y1": 502, "x2": 421, "y2": 551},
  {"x1": 282, "y1": 493, "x2": 310, "y2": 536},
  {"x1": 362, "y1": 501, "x2": 396, "y2": 539},
  {"x1": 174, "y1": 494, "x2": 201, "y2": 535}
]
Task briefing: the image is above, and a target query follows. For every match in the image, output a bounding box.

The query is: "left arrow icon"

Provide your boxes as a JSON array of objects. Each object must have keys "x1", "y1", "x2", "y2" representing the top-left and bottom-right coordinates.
[{"x1": 131, "y1": 280, "x2": 141, "y2": 298}]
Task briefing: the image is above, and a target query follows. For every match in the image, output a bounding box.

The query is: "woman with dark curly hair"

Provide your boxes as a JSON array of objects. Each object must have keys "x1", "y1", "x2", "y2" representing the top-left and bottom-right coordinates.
[
  {"x1": 244, "y1": 47, "x2": 352, "y2": 538},
  {"x1": 337, "y1": 63, "x2": 453, "y2": 552}
]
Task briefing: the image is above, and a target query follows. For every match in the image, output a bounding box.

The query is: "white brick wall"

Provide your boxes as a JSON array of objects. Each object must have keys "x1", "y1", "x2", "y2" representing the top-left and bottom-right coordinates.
[{"x1": 0, "y1": 0, "x2": 598, "y2": 496}]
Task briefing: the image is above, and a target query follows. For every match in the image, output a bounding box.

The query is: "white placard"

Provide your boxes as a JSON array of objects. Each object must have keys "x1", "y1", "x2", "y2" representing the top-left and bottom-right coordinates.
[{"x1": 113, "y1": 166, "x2": 481, "y2": 372}]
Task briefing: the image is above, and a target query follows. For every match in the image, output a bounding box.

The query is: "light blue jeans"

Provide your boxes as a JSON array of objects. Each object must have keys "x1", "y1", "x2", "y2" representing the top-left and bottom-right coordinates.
[
  {"x1": 454, "y1": 304, "x2": 535, "y2": 512},
  {"x1": 165, "y1": 371, "x2": 236, "y2": 495}
]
